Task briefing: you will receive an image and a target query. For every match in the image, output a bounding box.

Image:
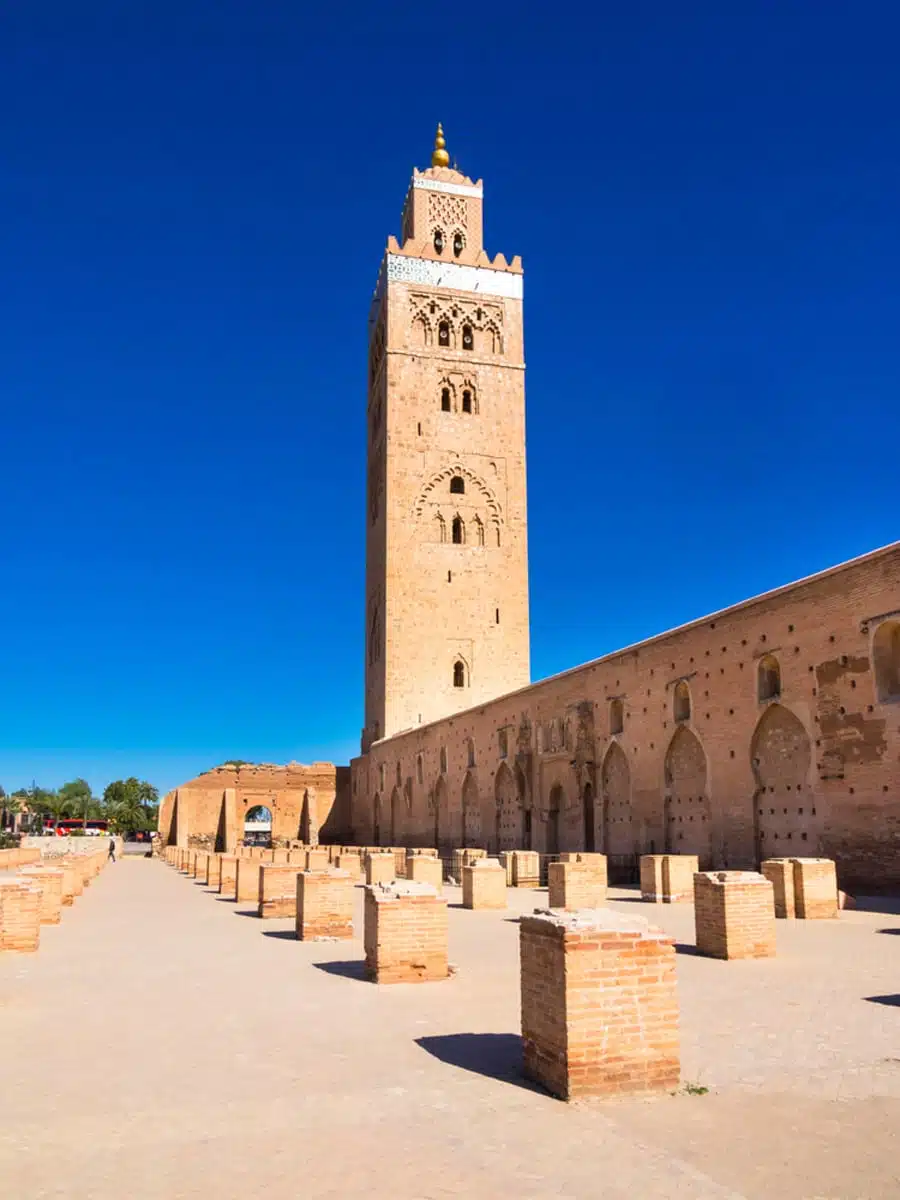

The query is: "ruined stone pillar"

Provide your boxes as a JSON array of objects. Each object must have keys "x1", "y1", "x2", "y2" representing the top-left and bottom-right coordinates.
[
  {"x1": 662, "y1": 854, "x2": 699, "y2": 903},
  {"x1": 498, "y1": 851, "x2": 515, "y2": 885},
  {"x1": 693, "y1": 871, "x2": 776, "y2": 959},
  {"x1": 259, "y1": 864, "x2": 305, "y2": 918},
  {"x1": 363, "y1": 881, "x2": 448, "y2": 983},
  {"x1": 640, "y1": 854, "x2": 665, "y2": 901},
  {"x1": 462, "y1": 858, "x2": 507, "y2": 910},
  {"x1": 791, "y1": 858, "x2": 838, "y2": 919},
  {"x1": 406, "y1": 854, "x2": 443, "y2": 892},
  {"x1": 56, "y1": 858, "x2": 80, "y2": 906},
  {"x1": 235, "y1": 859, "x2": 262, "y2": 904},
  {"x1": 296, "y1": 870, "x2": 354, "y2": 940},
  {"x1": 0, "y1": 880, "x2": 42, "y2": 952},
  {"x1": 206, "y1": 854, "x2": 222, "y2": 889},
  {"x1": 334, "y1": 853, "x2": 362, "y2": 880},
  {"x1": 192, "y1": 851, "x2": 209, "y2": 880},
  {"x1": 520, "y1": 908, "x2": 680, "y2": 1100},
  {"x1": 365, "y1": 852, "x2": 395, "y2": 886},
  {"x1": 760, "y1": 858, "x2": 796, "y2": 918},
  {"x1": 548, "y1": 861, "x2": 605, "y2": 910},
  {"x1": 218, "y1": 855, "x2": 239, "y2": 900},
  {"x1": 19, "y1": 867, "x2": 64, "y2": 925},
  {"x1": 510, "y1": 850, "x2": 540, "y2": 889},
  {"x1": 305, "y1": 848, "x2": 330, "y2": 872}
]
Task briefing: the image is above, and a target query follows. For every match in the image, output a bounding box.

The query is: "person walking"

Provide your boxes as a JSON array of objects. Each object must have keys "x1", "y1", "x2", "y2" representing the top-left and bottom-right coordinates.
[{"x1": 108, "y1": 837, "x2": 116, "y2": 863}]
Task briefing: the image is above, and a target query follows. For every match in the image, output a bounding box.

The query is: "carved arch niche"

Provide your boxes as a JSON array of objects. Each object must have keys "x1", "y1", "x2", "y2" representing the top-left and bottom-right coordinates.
[
  {"x1": 750, "y1": 704, "x2": 818, "y2": 860},
  {"x1": 601, "y1": 742, "x2": 634, "y2": 879},
  {"x1": 663, "y1": 727, "x2": 712, "y2": 867},
  {"x1": 415, "y1": 462, "x2": 504, "y2": 547},
  {"x1": 461, "y1": 771, "x2": 481, "y2": 848},
  {"x1": 495, "y1": 761, "x2": 523, "y2": 852}
]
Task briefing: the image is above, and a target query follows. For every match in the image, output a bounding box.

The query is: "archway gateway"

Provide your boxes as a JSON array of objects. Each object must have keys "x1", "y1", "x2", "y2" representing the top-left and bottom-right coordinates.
[{"x1": 243, "y1": 804, "x2": 273, "y2": 849}]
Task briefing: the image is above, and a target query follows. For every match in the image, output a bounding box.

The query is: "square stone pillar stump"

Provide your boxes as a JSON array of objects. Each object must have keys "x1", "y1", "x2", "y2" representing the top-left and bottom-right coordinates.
[
  {"x1": 235, "y1": 859, "x2": 263, "y2": 904},
  {"x1": 520, "y1": 908, "x2": 680, "y2": 1101},
  {"x1": 761, "y1": 859, "x2": 796, "y2": 918},
  {"x1": 334, "y1": 853, "x2": 362, "y2": 881},
  {"x1": 56, "y1": 859, "x2": 79, "y2": 906},
  {"x1": 365, "y1": 852, "x2": 395, "y2": 886},
  {"x1": 560, "y1": 852, "x2": 608, "y2": 897},
  {"x1": 296, "y1": 870, "x2": 354, "y2": 940},
  {"x1": 364, "y1": 881, "x2": 449, "y2": 983},
  {"x1": 548, "y1": 862, "x2": 605, "y2": 910},
  {"x1": 206, "y1": 854, "x2": 222, "y2": 888},
  {"x1": 0, "y1": 881, "x2": 42, "y2": 953},
  {"x1": 406, "y1": 854, "x2": 443, "y2": 892},
  {"x1": 792, "y1": 858, "x2": 839, "y2": 919},
  {"x1": 218, "y1": 855, "x2": 239, "y2": 900},
  {"x1": 499, "y1": 851, "x2": 515, "y2": 885},
  {"x1": 19, "y1": 867, "x2": 64, "y2": 925},
  {"x1": 452, "y1": 848, "x2": 486, "y2": 881},
  {"x1": 259, "y1": 864, "x2": 305, "y2": 918},
  {"x1": 462, "y1": 859, "x2": 507, "y2": 909},
  {"x1": 511, "y1": 850, "x2": 540, "y2": 889},
  {"x1": 305, "y1": 848, "x2": 330, "y2": 872},
  {"x1": 192, "y1": 852, "x2": 209, "y2": 880},
  {"x1": 662, "y1": 855, "x2": 699, "y2": 903},
  {"x1": 693, "y1": 871, "x2": 776, "y2": 960},
  {"x1": 639, "y1": 855, "x2": 665, "y2": 902}
]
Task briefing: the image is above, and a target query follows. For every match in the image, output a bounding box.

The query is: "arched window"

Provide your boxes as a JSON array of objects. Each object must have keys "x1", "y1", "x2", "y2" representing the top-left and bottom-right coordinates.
[
  {"x1": 416, "y1": 754, "x2": 423, "y2": 785},
  {"x1": 453, "y1": 231, "x2": 464, "y2": 258},
  {"x1": 439, "y1": 746, "x2": 448, "y2": 774},
  {"x1": 466, "y1": 737, "x2": 475, "y2": 768},
  {"x1": 474, "y1": 516, "x2": 484, "y2": 546},
  {"x1": 438, "y1": 321, "x2": 450, "y2": 347},
  {"x1": 452, "y1": 516, "x2": 464, "y2": 544},
  {"x1": 758, "y1": 654, "x2": 781, "y2": 702},
  {"x1": 453, "y1": 660, "x2": 466, "y2": 688},
  {"x1": 498, "y1": 728, "x2": 508, "y2": 758},
  {"x1": 609, "y1": 698, "x2": 624, "y2": 735},
  {"x1": 462, "y1": 389, "x2": 473, "y2": 413},
  {"x1": 433, "y1": 228, "x2": 444, "y2": 254},
  {"x1": 441, "y1": 386, "x2": 451, "y2": 412},
  {"x1": 450, "y1": 475, "x2": 465, "y2": 495},
  {"x1": 874, "y1": 620, "x2": 900, "y2": 701},
  {"x1": 378, "y1": 763, "x2": 385, "y2": 791},
  {"x1": 461, "y1": 324, "x2": 473, "y2": 351},
  {"x1": 674, "y1": 680, "x2": 691, "y2": 722}
]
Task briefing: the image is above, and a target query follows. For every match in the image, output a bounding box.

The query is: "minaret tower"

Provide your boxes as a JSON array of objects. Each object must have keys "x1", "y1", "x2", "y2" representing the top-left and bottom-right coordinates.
[{"x1": 363, "y1": 126, "x2": 530, "y2": 750}]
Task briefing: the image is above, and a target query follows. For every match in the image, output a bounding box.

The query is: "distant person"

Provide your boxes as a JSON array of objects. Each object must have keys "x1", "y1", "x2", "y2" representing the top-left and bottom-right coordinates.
[{"x1": 108, "y1": 837, "x2": 116, "y2": 863}]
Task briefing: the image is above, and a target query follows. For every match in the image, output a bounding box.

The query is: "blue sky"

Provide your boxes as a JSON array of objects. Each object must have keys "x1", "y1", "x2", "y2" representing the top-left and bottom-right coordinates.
[{"x1": 2, "y1": 2, "x2": 898, "y2": 796}]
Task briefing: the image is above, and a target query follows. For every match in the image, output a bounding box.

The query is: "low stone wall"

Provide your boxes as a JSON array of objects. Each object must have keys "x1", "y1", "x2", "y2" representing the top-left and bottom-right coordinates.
[{"x1": 21, "y1": 836, "x2": 124, "y2": 859}]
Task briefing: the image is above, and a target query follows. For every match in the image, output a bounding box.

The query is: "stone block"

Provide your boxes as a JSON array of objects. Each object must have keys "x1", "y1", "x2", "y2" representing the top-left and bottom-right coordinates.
[
  {"x1": 363, "y1": 881, "x2": 449, "y2": 983},
  {"x1": 192, "y1": 852, "x2": 209, "y2": 880},
  {"x1": 334, "y1": 853, "x2": 362, "y2": 881},
  {"x1": 296, "y1": 870, "x2": 354, "y2": 940},
  {"x1": 305, "y1": 849, "x2": 330, "y2": 872},
  {"x1": 452, "y1": 847, "x2": 486, "y2": 881},
  {"x1": 56, "y1": 858, "x2": 80, "y2": 906},
  {"x1": 548, "y1": 862, "x2": 605, "y2": 910},
  {"x1": 0, "y1": 881, "x2": 42, "y2": 953},
  {"x1": 462, "y1": 858, "x2": 507, "y2": 909},
  {"x1": 662, "y1": 855, "x2": 699, "y2": 903},
  {"x1": 19, "y1": 867, "x2": 64, "y2": 925},
  {"x1": 498, "y1": 851, "x2": 515, "y2": 885},
  {"x1": 218, "y1": 855, "x2": 239, "y2": 900},
  {"x1": 791, "y1": 858, "x2": 839, "y2": 920},
  {"x1": 511, "y1": 850, "x2": 540, "y2": 889},
  {"x1": 760, "y1": 858, "x2": 796, "y2": 918},
  {"x1": 258, "y1": 864, "x2": 305, "y2": 918},
  {"x1": 559, "y1": 852, "x2": 608, "y2": 894},
  {"x1": 206, "y1": 854, "x2": 222, "y2": 888},
  {"x1": 694, "y1": 871, "x2": 776, "y2": 960},
  {"x1": 639, "y1": 854, "x2": 665, "y2": 901},
  {"x1": 235, "y1": 858, "x2": 262, "y2": 904},
  {"x1": 365, "y1": 852, "x2": 395, "y2": 885},
  {"x1": 406, "y1": 854, "x2": 443, "y2": 892},
  {"x1": 520, "y1": 907, "x2": 680, "y2": 1100},
  {"x1": 271, "y1": 848, "x2": 290, "y2": 865}
]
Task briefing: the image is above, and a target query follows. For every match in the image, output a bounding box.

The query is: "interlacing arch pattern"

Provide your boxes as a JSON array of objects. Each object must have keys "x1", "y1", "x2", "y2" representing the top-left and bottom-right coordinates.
[
  {"x1": 408, "y1": 294, "x2": 504, "y2": 354},
  {"x1": 414, "y1": 462, "x2": 503, "y2": 530}
]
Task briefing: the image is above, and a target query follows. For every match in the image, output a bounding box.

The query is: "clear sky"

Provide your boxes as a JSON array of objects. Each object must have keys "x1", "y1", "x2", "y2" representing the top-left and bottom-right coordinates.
[{"x1": 2, "y1": 2, "x2": 898, "y2": 796}]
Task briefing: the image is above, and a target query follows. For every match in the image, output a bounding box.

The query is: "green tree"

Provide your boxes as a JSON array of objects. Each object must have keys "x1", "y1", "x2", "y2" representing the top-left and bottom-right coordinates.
[
  {"x1": 103, "y1": 777, "x2": 160, "y2": 833},
  {"x1": 58, "y1": 778, "x2": 96, "y2": 827}
]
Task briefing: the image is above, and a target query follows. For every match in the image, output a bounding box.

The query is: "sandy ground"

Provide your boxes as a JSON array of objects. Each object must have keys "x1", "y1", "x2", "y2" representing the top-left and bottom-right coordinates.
[{"x1": 0, "y1": 858, "x2": 898, "y2": 1199}]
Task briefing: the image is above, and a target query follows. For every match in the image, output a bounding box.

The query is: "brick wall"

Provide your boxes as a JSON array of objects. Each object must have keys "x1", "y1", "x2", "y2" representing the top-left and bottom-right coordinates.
[
  {"x1": 0, "y1": 881, "x2": 42, "y2": 952},
  {"x1": 259, "y1": 864, "x2": 305, "y2": 918},
  {"x1": 520, "y1": 908, "x2": 680, "y2": 1100}
]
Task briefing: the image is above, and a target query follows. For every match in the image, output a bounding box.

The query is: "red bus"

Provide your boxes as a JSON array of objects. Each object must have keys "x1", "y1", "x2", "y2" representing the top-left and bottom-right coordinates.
[{"x1": 43, "y1": 819, "x2": 110, "y2": 837}]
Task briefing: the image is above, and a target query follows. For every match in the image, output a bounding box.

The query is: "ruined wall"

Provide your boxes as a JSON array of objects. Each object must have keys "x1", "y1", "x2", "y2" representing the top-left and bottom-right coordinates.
[
  {"x1": 351, "y1": 543, "x2": 900, "y2": 893},
  {"x1": 158, "y1": 762, "x2": 351, "y2": 853}
]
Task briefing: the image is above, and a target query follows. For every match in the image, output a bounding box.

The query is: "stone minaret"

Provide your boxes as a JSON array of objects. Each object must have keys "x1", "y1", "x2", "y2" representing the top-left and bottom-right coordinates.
[{"x1": 363, "y1": 126, "x2": 530, "y2": 751}]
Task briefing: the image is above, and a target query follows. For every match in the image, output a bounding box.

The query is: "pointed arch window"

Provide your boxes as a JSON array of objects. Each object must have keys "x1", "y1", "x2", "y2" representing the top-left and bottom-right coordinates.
[
  {"x1": 873, "y1": 620, "x2": 900, "y2": 702},
  {"x1": 609, "y1": 698, "x2": 624, "y2": 735},
  {"x1": 453, "y1": 660, "x2": 466, "y2": 688},
  {"x1": 452, "y1": 516, "x2": 464, "y2": 545},
  {"x1": 438, "y1": 321, "x2": 450, "y2": 347},
  {"x1": 441, "y1": 386, "x2": 451, "y2": 412},
  {"x1": 673, "y1": 680, "x2": 691, "y2": 723},
  {"x1": 462, "y1": 389, "x2": 473, "y2": 413},
  {"x1": 757, "y1": 654, "x2": 781, "y2": 702},
  {"x1": 461, "y1": 324, "x2": 473, "y2": 351},
  {"x1": 466, "y1": 737, "x2": 475, "y2": 768}
]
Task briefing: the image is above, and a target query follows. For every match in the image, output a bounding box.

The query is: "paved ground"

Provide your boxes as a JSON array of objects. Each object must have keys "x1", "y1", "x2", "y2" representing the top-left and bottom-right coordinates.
[{"x1": 1, "y1": 860, "x2": 898, "y2": 1199}]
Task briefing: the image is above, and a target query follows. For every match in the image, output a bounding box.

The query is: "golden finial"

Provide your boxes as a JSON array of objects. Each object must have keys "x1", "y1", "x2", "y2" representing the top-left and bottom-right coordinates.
[{"x1": 431, "y1": 122, "x2": 450, "y2": 169}]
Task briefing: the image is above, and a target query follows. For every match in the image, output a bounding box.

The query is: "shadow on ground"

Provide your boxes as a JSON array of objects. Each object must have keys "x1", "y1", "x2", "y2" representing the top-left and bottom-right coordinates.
[
  {"x1": 313, "y1": 960, "x2": 368, "y2": 982},
  {"x1": 865, "y1": 995, "x2": 900, "y2": 1007},
  {"x1": 262, "y1": 930, "x2": 298, "y2": 941},
  {"x1": 415, "y1": 1033, "x2": 544, "y2": 1093},
  {"x1": 876, "y1": 928, "x2": 900, "y2": 935},
  {"x1": 674, "y1": 942, "x2": 702, "y2": 956}
]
